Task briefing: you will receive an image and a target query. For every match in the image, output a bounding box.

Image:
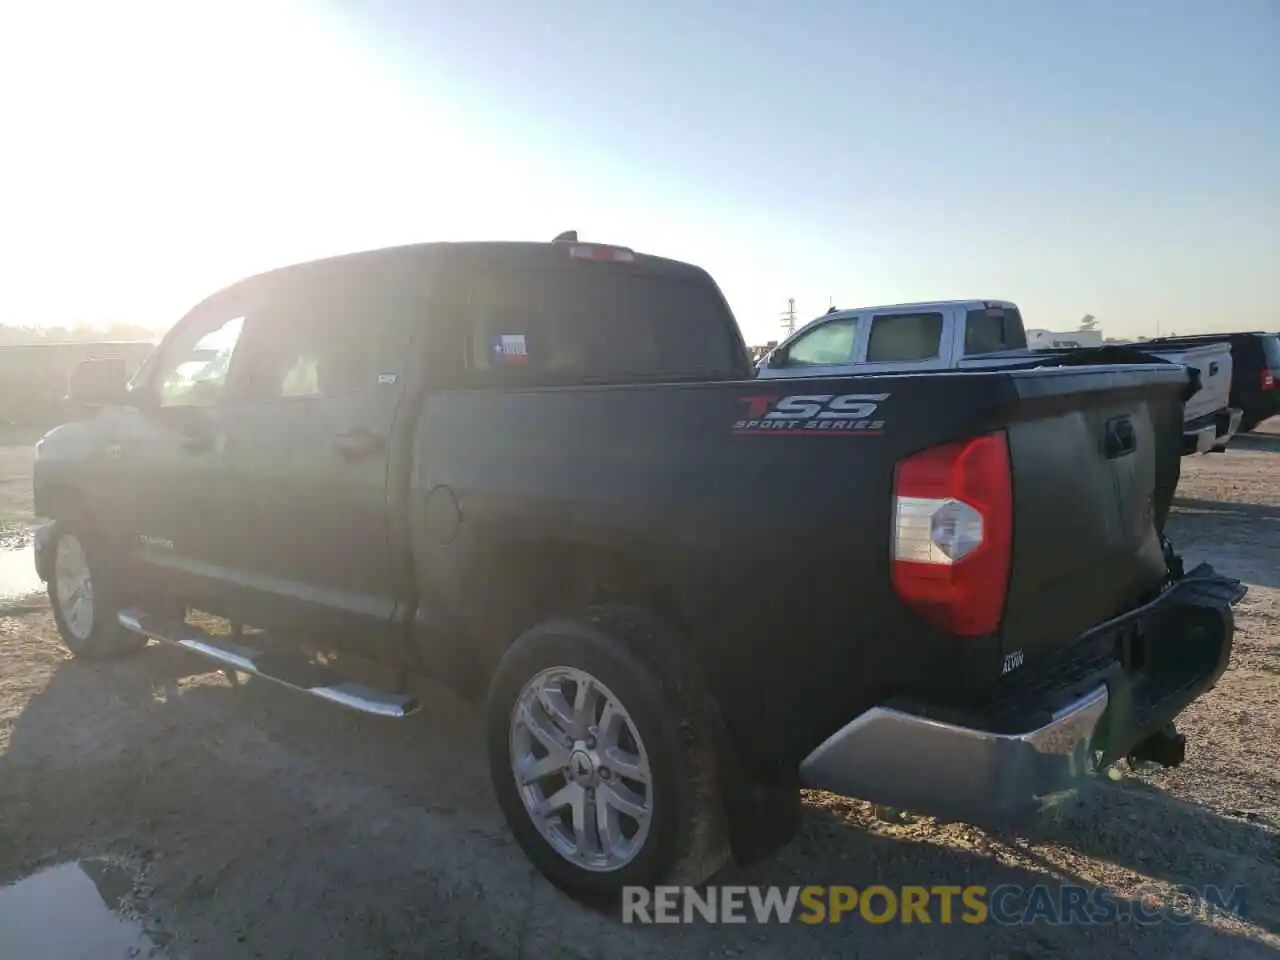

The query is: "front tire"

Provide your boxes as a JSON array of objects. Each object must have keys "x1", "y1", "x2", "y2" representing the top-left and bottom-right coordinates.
[
  {"x1": 48, "y1": 521, "x2": 147, "y2": 660},
  {"x1": 486, "y1": 606, "x2": 730, "y2": 905}
]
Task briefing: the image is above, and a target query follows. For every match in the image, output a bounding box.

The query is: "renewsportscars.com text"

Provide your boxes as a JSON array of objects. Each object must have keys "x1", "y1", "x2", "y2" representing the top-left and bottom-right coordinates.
[{"x1": 621, "y1": 884, "x2": 1249, "y2": 926}]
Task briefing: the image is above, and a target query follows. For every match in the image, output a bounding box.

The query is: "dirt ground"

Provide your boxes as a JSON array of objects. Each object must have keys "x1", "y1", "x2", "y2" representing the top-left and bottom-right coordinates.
[{"x1": 1, "y1": 423, "x2": 1278, "y2": 959}]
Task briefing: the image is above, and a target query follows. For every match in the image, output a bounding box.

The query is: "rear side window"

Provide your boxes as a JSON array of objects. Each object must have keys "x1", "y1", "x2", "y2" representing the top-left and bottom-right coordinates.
[
  {"x1": 1261, "y1": 335, "x2": 1280, "y2": 371},
  {"x1": 465, "y1": 268, "x2": 741, "y2": 383},
  {"x1": 866, "y1": 312, "x2": 944, "y2": 362},
  {"x1": 783, "y1": 318, "x2": 858, "y2": 366},
  {"x1": 965, "y1": 306, "x2": 1027, "y2": 355}
]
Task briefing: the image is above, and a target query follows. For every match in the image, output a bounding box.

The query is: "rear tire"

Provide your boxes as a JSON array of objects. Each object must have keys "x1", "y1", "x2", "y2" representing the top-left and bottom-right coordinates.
[
  {"x1": 48, "y1": 520, "x2": 147, "y2": 660},
  {"x1": 486, "y1": 605, "x2": 730, "y2": 905}
]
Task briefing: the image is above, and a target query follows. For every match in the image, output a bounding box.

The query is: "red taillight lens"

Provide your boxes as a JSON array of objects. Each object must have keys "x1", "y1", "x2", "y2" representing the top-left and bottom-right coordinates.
[
  {"x1": 1262, "y1": 370, "x2": 1275, "y2": 391},
  {"x1": 891, "y1": 431, "x2": 1013, "y2": 636}
]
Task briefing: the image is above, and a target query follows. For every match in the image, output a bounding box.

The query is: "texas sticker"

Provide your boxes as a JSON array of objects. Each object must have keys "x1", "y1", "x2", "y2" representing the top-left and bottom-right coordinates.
[{"x1": 492, "y1": 334, "x2": 529, "y2": 364}]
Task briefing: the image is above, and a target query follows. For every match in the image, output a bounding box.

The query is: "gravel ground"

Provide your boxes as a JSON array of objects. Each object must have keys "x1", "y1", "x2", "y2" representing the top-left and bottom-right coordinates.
[{"x1": 1, "y1": 422, "x2": 1278, "y2": 959}]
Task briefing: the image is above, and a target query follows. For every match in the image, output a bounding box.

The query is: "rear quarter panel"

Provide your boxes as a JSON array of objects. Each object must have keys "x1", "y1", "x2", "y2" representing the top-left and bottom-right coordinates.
[
  {"x1": 410, "y1": 373, "x2": 1019, "y2": 767},
  {"x1": 408, "y1": 363, "x2": 1189, "y2": 768}
]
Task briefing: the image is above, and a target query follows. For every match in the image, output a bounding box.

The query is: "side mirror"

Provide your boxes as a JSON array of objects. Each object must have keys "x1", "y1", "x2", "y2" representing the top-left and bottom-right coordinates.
[{"x1": 66, "y1": 357, "x2": 131, "y2": 407}]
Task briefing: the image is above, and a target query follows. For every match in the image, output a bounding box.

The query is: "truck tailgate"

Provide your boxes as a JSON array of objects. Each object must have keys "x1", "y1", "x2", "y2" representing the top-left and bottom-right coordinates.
[
  {"x1": 998, "y1": 364, "x2": 1188, "y2": 663},
  {"x1": 1149, "y1": 342, "x2": 1233, "y2": 423}
]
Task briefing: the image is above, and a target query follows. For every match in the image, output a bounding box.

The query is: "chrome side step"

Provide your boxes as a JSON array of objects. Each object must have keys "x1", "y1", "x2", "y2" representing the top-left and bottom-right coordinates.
[{"x1": 117, "y1": 608, "x2": 420, "y2": 718}]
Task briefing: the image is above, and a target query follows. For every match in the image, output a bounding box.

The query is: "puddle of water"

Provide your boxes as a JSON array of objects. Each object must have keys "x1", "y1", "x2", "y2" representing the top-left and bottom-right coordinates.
[
  {"x1": 0, "y1": 546, "x2": 43, "y2": 602},
  {"x1": 0, "y1": 860, "x2": 167, "y2": 959}
]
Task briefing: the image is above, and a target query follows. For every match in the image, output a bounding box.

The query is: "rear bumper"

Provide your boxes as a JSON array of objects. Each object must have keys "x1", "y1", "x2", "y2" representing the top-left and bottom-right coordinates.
[
  {"x1": 1182, "y1": 407, "x2": 1242, "y2": 454},
  {"x1": 799, "y1": 563, "x2": 1246, "y2": 824},
  {"x1": 1210, "y1": 407, "x2": 1244, "y2": 451}
]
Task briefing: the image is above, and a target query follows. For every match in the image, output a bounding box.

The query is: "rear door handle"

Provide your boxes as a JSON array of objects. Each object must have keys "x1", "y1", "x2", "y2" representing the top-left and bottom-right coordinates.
[{"x1": 332, "y1": 428, "x2": 385, "y2": 463}]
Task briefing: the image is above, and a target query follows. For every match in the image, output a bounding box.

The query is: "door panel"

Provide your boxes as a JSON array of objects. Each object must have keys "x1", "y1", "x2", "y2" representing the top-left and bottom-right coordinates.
[
  {"x1": 218, "y1": 389, "x2": 404, "y2": 637},
  {"x1": 210, "y1": 257, "x2": 422, "y2": 641},
  {"x1": 112, "y1": 300, "x2": 253, "y2": 610},
  {"x1": 117, "y1": 405, "x2": 230, "y2": 606}
]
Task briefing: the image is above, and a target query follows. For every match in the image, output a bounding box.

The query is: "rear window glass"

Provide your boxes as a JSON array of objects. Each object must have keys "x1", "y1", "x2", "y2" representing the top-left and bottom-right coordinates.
[
  {"x1": 466, "y1": 268, "x2": 741, "y2": 383},
  {"x1": 866, "y1": 313, "x2": 943, "y2": 362},
  {"x1": 783, "y1": 318, "x2": 858, "y2": 366},
  {"x1": 965, "y1": 306, "x2": 1027, "y2": 355},
  {"x1": 1261, "y1": 335, "x2": 1280, "y2": 371}
]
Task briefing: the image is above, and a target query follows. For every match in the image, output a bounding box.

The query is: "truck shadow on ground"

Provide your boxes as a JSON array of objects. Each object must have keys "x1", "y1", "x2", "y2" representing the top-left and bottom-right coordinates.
[
  {"x1": 1231, "y1": 432, "x2": 1280, "y2": 454},
  {"x1": 1, "y1": 616, "x2": 1275, "y2": 959},
  {"x1": 1168, "y1": 499, "x2": 1280, "y2": 590},
  {"x1": 1172, "y1": 497, "x2": 1280, "y2": 522}
]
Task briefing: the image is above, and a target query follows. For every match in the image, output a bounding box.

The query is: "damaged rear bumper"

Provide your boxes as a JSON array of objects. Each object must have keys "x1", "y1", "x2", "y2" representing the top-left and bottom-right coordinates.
[{"x1": 799, "y1": 563, "x2": 1247, "y2": 825}]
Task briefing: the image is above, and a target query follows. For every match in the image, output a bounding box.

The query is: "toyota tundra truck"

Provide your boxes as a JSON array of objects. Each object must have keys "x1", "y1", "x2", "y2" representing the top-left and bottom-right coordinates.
[{"x1": 30, "y1": 235, "x2": 1246, "y2": 903}]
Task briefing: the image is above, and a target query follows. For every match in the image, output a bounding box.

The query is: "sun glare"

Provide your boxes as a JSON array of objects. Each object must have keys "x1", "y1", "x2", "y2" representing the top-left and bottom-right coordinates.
[{"x1": 0, "y1": 0, "x2": 512, "y2": 330}]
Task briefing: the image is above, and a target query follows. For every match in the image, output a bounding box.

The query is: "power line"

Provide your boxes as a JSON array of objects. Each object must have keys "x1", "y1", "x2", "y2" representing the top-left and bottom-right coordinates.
[{"x1": 779, "y1": 298, "x2": 797, "y2": 337}]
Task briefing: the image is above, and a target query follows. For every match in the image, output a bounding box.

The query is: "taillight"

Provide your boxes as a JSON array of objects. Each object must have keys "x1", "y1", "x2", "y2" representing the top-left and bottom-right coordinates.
[
  {"x1": 1262, "y1": 370, "x2": 1275, "y2": 391},
  {"x1": 891, "y1": 431, "x2": 1013, "y2": 636},
  {"x1": 559, "y1": 243, "x2": 635, "y2": 263}
]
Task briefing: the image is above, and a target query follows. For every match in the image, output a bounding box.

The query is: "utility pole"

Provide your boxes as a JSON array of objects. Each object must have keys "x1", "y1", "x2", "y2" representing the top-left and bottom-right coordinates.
[{"x1": 780, "y1": 297, "x2": 798, "y2": 337}]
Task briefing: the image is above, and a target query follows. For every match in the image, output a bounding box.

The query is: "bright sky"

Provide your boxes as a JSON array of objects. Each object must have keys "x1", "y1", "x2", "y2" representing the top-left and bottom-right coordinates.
[{"x1": 1, "y1": 0, "x2": 1275, "y2": 344}]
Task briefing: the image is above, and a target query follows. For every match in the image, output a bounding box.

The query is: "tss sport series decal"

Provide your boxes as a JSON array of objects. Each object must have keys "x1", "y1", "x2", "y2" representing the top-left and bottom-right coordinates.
[{"x1": 732, "y1": 393, "x2": 890, "y2": 436}]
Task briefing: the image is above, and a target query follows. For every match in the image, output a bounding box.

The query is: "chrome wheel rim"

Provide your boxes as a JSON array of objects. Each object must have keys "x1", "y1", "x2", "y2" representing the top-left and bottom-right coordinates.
[
  {"x1": 55, "y1": 534, "x2": 95, "y2": 642},
  {"x1": 510, "y1": 666, "x2": 654, "y2": 872}
]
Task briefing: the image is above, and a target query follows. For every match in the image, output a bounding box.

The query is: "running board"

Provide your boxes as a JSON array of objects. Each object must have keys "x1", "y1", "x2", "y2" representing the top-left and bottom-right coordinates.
[{"x1": 117, "y1": 608, "x2": 420, "y2": 718}]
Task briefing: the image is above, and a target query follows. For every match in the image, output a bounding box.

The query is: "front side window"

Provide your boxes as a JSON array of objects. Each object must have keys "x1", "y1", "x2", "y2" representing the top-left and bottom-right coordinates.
[
  {"x1": 247, "y1": 307, "x2": 376, "y2": 401},
  {"x1": 783, "y1": 318, "x2": 858, "y2": 366},
  {"x1": 240, "y1": 268, "x2": 409, "y2": 402},
  {"x1": 157, "y1": 313, "x2": 246, "y2": 407},
  {"x1": 866, "y1": 312, "x2": 944, "y2": 362}
]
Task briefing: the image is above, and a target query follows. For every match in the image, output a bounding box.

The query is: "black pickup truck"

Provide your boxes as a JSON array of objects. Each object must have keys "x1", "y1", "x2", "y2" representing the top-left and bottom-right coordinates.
[{"x1": 31, "y1": 235, "x2": 1246, "y2": 903}]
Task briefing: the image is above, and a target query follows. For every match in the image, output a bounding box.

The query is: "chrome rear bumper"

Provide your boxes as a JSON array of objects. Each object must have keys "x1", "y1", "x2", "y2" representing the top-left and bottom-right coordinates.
[
  {"x1": 1211, "y1": 406, "x2": 1244, "y2": 451},
  {"x1": 799, "y1": 685, "x2": 1109, "y2": 823}
]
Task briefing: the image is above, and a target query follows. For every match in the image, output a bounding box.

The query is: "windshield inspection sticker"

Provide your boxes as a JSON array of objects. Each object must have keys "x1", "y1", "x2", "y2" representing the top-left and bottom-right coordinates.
[
  {"x1": 732, "y1": 392, "x2": 889, "y2": 436},
  {"x1": 491, "y1": 333, "x2": 529, "y2": 364}
]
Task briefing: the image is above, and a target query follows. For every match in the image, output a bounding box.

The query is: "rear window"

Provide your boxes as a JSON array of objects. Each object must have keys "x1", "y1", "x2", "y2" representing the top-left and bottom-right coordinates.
[
  {"x1": 866, "y1": 312, "x2": 943, "y2": 362},
  {"x1": 466, "y1": 268, "x2": 742, "y2": 383},
  {"x1": 1259, "y1": 334, "x2": 1280, "y2": 370},
  {"x1": 964, "y1": 306, "x2": 1027, "y2": 355}
]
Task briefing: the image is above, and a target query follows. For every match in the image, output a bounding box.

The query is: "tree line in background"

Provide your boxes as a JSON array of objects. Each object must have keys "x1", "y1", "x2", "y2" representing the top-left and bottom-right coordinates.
[{"x1": 0, "y1": 322, "x2": 158, "y2": 345}]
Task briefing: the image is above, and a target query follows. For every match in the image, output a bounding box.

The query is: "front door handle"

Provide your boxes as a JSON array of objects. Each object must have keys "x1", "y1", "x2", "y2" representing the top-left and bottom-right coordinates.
[{"x1": 332, "y1": 428, "x2": 385, "y2": 463}]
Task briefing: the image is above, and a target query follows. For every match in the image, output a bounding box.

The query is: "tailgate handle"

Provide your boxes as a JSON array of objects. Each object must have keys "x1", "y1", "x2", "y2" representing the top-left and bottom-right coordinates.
[{"x1": 1104, "y1": 416, "x2": 1137, "y2": 459}]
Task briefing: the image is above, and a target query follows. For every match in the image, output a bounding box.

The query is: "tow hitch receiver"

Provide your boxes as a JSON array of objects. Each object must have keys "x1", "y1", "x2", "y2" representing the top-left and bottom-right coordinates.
[{"x1": 1127, "y1": 723, "x2": 1187, "y2": 768}]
